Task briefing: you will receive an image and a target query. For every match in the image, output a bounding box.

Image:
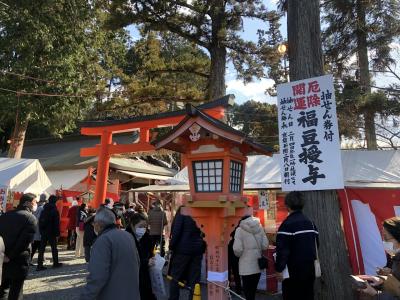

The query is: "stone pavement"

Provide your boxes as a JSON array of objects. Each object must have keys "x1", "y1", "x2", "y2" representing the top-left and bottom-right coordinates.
[{"x1": 24, "y1": 247, "x2": 281, "y2": 300}]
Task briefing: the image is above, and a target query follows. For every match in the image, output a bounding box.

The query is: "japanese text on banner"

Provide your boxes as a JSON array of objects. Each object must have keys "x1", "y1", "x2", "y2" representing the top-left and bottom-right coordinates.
[{"x1": 277, "y1": 74, "x2": 344, "y2": 191}]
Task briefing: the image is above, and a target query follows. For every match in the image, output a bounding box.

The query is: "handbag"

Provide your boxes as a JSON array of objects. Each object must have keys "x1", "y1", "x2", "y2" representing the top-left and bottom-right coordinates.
[
  {"x1": 313, "y1": 224, "x2": 321, "y2": 278},
  {"x1": 253, "y1": 233, "x2": 268, "y2": 270}
]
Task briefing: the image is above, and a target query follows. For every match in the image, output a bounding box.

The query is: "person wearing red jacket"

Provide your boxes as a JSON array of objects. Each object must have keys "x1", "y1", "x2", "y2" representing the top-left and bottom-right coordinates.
[{"x1": 67, "y1": 199, "x2": 79, "y2": 250}]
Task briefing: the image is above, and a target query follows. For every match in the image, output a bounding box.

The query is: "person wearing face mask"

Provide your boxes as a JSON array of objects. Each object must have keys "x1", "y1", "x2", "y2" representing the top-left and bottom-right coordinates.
[
  {"x1": 0, "y1": 193, "x2": 37, "y2": 300},
  {"x1": 359, "y1": 217, "x2": 400, "y2": 299},
  {"x1": 126, "y1": 212, "x2": 156, "y2": 300}
]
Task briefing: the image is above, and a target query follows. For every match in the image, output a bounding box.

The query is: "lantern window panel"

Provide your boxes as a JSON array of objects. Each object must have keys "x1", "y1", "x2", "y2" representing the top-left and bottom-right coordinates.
[
  {"x1": 193, "y1": 159, "x2": 223, "y2": 193},
  {"x1": 230, "y1": 160, "x2": 243, "y2": 193}
]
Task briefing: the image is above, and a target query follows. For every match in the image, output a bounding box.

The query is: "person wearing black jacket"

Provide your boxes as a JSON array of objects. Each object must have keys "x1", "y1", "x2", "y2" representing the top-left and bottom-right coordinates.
[
  {"x1": 83, "y1": 209, "x2": 96, "y2": 263},
  {"x1": 0, "y1": 193, "x2": 37, "y2": 300},
  {"x1": 37, "y1": 195, "x2": 63, "y2": 271},
  {"x1": 169, "y1": 206, "x2": 206, "y2": 300},
  {"x1": 275, "y1": 191, "x2": 318, "y2": 300},
  {"x1": 126, "y1": 213, "x2": 156, "y2": 300}
]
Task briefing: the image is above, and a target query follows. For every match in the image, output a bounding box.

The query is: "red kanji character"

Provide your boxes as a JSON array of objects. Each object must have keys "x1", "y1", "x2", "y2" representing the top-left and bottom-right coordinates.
[
  {"x1": 294, "y1": 97, "x2": 307, "y2": 110},
  {"x1": 292, "y1": 83, "x2": 306, "y2": 96},
  {"x1": 308, "y1": 80, "x2": 320, "y2": 93},
  {"x1": 307, "y1": 94, "x2": 321, "y2": 108}
]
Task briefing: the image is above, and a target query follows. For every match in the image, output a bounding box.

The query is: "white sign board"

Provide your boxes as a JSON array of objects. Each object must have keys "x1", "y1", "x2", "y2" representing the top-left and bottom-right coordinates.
[
  {"x1": 277, "y1": 74, "x2": 344, "y2": 191},
  {"x1": 258, "y1": 191, "x2": 268, "y2": 210}
]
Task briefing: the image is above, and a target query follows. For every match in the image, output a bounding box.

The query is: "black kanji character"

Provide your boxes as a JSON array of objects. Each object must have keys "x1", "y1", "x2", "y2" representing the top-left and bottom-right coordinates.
[
  {"x1": 324, "y1": 119, "x2": 333, "y2": 130},
  {"x1": 301, "y1": 129, "x2": 320, "y2": 147},
  {"x1": 324, "y1": 130, "x2": 334, "y2": 141},
  {"x1": 297, "y1": 110, "x2": 318, "y2": 128},
  {"x1": 299, "y1": 145, "x2": 323, "y2": 164},
  {"x1": 302, "y1": 165, "x2": 326, "y2": 185}
]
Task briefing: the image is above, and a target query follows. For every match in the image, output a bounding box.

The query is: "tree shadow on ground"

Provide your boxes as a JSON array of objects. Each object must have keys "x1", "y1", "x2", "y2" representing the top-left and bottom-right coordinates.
[{"x1": 24, "y1": 286, "x2": 82, "y2": 300}]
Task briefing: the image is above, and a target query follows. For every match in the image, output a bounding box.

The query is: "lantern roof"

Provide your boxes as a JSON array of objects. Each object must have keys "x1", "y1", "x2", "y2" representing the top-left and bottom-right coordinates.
[{"x1": 152, "y1": 104, "x2": 273, "y2": 156}]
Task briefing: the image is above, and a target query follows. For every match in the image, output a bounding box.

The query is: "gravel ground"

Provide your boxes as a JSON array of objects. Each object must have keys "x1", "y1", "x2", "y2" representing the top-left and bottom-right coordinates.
[
  {"x1": 25, "y1": 247, "x2": 87, "y2": 300},
  {"x1": 23, "y1": 246, "x2": 281, "y2": 300}
]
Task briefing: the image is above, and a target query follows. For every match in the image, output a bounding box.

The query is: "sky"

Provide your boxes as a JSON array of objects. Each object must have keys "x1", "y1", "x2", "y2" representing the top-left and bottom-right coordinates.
[
  {"x1": 126, "y1": 1, "x2": 398, "y2": 107},
  {"x1": 127, "y1": 0, "x2": 283, "y2": 105}
]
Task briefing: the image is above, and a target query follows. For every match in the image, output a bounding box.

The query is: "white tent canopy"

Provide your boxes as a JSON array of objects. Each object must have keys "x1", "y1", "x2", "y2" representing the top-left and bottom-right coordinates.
[
  {"x1": 131, "y1": 150, "x2": 400, "y2": 192},
  {"x1": 0, "y1": 158, "x2": 53, "y2": 194}
]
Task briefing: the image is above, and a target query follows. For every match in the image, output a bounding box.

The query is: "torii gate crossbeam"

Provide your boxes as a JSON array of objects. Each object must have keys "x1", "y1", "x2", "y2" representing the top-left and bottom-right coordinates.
[{"x1": 80, "y1": 95, "x2": 235, "y2": 207}]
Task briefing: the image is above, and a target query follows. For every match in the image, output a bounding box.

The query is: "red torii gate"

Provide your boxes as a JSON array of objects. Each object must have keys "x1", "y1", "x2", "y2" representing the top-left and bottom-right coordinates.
[{"x1": 80, "y1": 95, "x2": 234, "y2": 207}]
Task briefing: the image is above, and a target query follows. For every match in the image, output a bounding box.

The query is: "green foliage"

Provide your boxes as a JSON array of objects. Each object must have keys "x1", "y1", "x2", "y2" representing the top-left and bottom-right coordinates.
[
  {"x1": 322, "y1": 0, "x2": 400, "y2": 143},
  {"x1": 335, "y1": 77, "x2": 400, "y2": 138},
  {"x1": 103, "y1": 0, "x2": 283, "y2": 93},
  {"x1": 229, "y1": 100, "x2": 279, "y2": 148},
  {"x1": 94, "y1": 31, "x2": 211, "y2": 119},
  {"x1": 323, "y1": 0, "x2": 400, "y2": 76},
  {"x1": 0, "y1": 1, "x2": 126, "y2": 136}
]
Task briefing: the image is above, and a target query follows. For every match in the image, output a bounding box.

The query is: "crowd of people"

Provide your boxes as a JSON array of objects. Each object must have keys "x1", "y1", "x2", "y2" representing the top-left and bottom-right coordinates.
[{"x1": 0, "y1": 191, "x2": 399, "y2": 300}]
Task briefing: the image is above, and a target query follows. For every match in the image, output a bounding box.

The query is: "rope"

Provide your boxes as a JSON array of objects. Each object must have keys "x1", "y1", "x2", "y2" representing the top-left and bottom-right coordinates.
[{"x1": 206, "y1": 280, "x2": 246, "y2": 300}]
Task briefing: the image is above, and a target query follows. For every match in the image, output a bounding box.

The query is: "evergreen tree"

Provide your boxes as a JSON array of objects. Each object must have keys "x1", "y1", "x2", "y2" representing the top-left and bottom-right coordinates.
[
  {"x1": 94, "y1": 31, "x2": 211, "y2": 119},
  {"x1": 322, "y1": 0, "x2": 400, "y2": 149},
  {"x1": 230, "y1": 100, "x2": 279, "y2": 149},
  {"x1": 0, "y1": 0, "x2": 129, "y2": 157},
  {"x1": 103, "y1": 0, "x2": 283, "y2": 100}
]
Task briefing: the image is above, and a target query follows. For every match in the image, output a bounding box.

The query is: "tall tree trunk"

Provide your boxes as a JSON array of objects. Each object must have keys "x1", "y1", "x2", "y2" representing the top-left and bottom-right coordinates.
[
  {"x1": 208, "y1": 46, "x2": 226, "y2": 101},
  {"x1": 8, "y1": 117, "x2": 29, "y2": 159},
  {"x1": 287, "y1": 1, "x2": 354, "y2": 299},
  {"x1": 356, "y1": 0, "x2": 377, "y2": 150},
  {"x1": 207, "y1": 0, "x2": 227, "y2": 101}
]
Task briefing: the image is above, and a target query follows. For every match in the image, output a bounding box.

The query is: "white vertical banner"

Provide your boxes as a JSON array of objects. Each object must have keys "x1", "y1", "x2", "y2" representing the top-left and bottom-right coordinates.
[
  {"x1": 277, "y1": 74, "x2": 344, "y2": 191},
  {"x1": 258, "y1": 190, "x2": 268, "y2": 210}
]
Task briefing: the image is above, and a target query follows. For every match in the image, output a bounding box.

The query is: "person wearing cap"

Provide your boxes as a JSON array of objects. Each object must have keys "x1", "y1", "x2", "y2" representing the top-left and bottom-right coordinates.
[
  {"x1": 30, "y1": 195, "x2": 47, "y2": 262},
  {"x1": 80, "y1": 207, "x2": 140, "y2": 300},
  {"x1": 0, "y1": 193, "x2": 37, "y2": 299},
  {"x1": 37, "y1": 195, "x2": 63, "y2": 271}
]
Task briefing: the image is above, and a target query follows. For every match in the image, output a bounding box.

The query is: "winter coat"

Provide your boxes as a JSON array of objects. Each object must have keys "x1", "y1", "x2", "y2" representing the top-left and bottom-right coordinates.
[
  {"x1": 33, "y1": 204, "x2": 45, "y2": 241},
  {"x1": 169, "y1": 213, "x2": 206, "y2": 256},
  {"x1": 83, "y1": 215, "x2": 96, "y2": 248},
  {"x1": 39, "y1": 199, "x2": 60, "y2": 238},
  {"x1": 233, "y1": 217, "x2": 269, "y2": 276},
  {"x1": 126, "y1": 225, "x2": 156, "y2": 300},
  {"x1": 0, "y1": 206, "x2": 36, "y2": 279},
  {"x1": 275, "y1": 210, "x2": 318, "y2": 280},
  {"x1": 80, "y1": 225, "x2": 140, "y2": 300},
  {"x1": 148, "y1": 206, "x2": 167, "y2": 236},
  {"x1": 67, "y1": 205, "x2": 79, "y2": 230}
]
